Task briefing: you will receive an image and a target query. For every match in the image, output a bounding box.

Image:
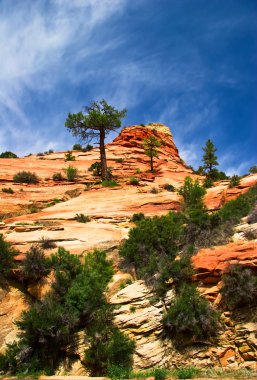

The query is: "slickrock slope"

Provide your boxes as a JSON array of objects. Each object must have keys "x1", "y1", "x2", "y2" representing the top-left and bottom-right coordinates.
[{"x1": 1, "y1": 123, "x2": 257, "y2": 373}]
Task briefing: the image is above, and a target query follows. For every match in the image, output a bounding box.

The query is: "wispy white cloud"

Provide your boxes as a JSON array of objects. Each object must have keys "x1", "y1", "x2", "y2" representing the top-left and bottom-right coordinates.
[{"x1": 0, "y1": 0, "x2": 129, "y2": 153}]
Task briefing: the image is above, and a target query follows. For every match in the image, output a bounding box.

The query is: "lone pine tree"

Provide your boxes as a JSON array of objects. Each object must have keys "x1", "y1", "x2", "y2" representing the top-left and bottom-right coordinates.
[
  {"x1": 65, "y1": 100, "x2": 127, "y2": 180},
  {"x1": 143, "y1": 135, "x2": 161, "y2": 172},
  {"x1": 202, "y1": 139, "x2": 219, "y2": 174}
]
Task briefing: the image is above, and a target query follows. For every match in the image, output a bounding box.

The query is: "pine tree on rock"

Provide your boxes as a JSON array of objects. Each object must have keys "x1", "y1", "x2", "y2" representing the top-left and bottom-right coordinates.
[
  {"x1": 143, "y1": 135, "x2": 161, "y2": 172},
  {"x1": 65, "y1": 100, "x2": 127, "y2": 180},
  {"x1": 202, "y1": 139, "x2": 219, "y2": 175}
]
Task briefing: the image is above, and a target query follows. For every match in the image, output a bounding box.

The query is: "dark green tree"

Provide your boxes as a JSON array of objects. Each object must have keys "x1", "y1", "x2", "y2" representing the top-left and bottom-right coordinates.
[
  {"x1": 65, "y1": 100, "x2": 127, "y2": 180},
  {"x1": 143, "y1": 135, "x2": 161, "y2": 172},
  {"x1": 202, "y1": 139, "x2": 219, "y2": 174}
]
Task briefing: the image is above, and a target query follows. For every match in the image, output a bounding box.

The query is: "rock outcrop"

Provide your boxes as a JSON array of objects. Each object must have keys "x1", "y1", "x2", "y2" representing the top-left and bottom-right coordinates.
[{"x1": 0, "y1": 123, "x2": 257, "y2": 374}]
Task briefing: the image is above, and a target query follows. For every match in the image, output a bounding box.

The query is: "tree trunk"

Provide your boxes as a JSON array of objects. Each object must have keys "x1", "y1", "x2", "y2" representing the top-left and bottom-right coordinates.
[
  {"x1": 100, "y1": 127, "x2": 107, "y2": 180},
  {"x1": 150, "y1": 148, "x2": 154, "y2": 172}
]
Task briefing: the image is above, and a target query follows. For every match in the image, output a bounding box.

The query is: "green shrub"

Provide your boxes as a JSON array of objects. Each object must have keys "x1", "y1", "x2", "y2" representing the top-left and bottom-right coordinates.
[
  {"x1": 64, "y1": 165, "x2": 78, "y2": 181},
  {"x1": 13, "y1": 171, "x2": 39, "y2": 184},
  {"x1": 0, "y1": 151, "x2": 17, "y2": 158},
  {"x1": 203, "y1": 176, "x2": 214, "y2": 188},
  {"x1": 84, "y1": 327, "x2": 135, "y2": 376},
  {"x1": 64, "y1": 151, "x2": 75, "y2": 161},
  {"x1": 179, "y1": 177, "x2": 206, "y2": 211},
  {"x1": 52, "y1": 172, "x2": 64, "y2": 181},
  {"x1": 65, "y1": 250, "x2": 114, "y2": 317},
  {"x1": 83, "y1": 144, "x2": 93, "y2": 152},
  {"x1": 247, "y1": 208, "x2": 257, "y2": 224},
  {"x1": 15, "y1": 295, "x2": 78, "y2": 372},
  {"x1": 0, "y1": 234, "x2": 17, "y2": 281},
  {"x1": 129, "y1": 176, "x2": 139, "y2": 185},
  {"x1": 217, "y1": 186, "x2": 257, "y2": 224},
  {"x1": 221, "y1": 265, "x2": 257, "y2": 309},
  {"x1": 163, "y1": 183, "x2": 175, "y2": 192},
  {"x1": 107, "y1": 364, "x2": 130, "y2": 379},
  {"x1": 120, "y1": 213, "x2": 184, "y2": 279},
  {"x1": 149, "y1": 186, "x2": 159, "y2": 194},
  {"x1": 115, "y1": 158, "x2": 124, "y2": 163},
  {"x1": 176, "y1": 366, "x2": 200, "y2": 379},
  {"x1": 152, "y1": 367, "x2": 168, "y2": 380},
  {"x1": 50, "y1": 247, "x2": 83, "y2": 299},
  {"x1": 39, "y1": 236, "x2": 57, "y2": 250},
  {"x1": 88, "y1": 162, "x2": 101, "y2": 176},
  {"x1": 102, "y1": 180, "x2": 119, "y2": 187},
  {"x1": 131, "y1": 213, "x2": 145, "y2": 223},
  {"x1": 229, "y1": 174, "x2": 240, "y2": 188},
  {"x1": 135, "y1": 168, "x2": 141, "y2": 174},
  {"x1": 21, "y1": 244, "x2": 51, "y2": 282},
  {"x1": 73, "y1": 143, "x2": 82, "y2": 150},
  {"x1": 2, "y1": 187, "x2": 14, "y2": 194},
  {"x1": 75, "y1": 213, "x2": 91, "y2": 223},
  {"x1": 249, "y1": 165, "x2": 257, "y2": 174},
  {"x1": 163, "y1": 285, "x2": 219, "y2": 341}
]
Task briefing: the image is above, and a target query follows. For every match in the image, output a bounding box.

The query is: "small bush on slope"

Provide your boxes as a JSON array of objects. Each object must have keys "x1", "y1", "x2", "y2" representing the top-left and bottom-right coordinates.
[
  {"x1": 163, "y1": 284, "x2": 219, "y2": 342},
  {"x1": 120, "y1": 212, "x2": 184, "y2": 280},
  {"x1": 21, "y1": 244, "x2": 51, "y2": 283},
  {"x1": 221, "y1": 265, "x2": 257, "y2": 310},
  {"x1": 0, "y1": 234, "x2": 17, "y2": 282},
  {"x1": 13, "y1": 171, "x2": 39, "y2": 184}
]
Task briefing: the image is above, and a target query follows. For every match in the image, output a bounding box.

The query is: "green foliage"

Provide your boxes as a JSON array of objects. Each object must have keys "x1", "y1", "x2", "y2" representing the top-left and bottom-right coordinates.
[
  {"x1": 217, "y1": 186, "x2": 257, "y2": 224},
  {"x1": 131, "y1": 212, "x2": 145, "y2": 223},
  {"x1": 52, "y1": 172, "x2": 64, "y2": 181},
  {"x1": 16, "y1": 295, "x2": 78, "y2": 371},
  {"x1": 84, "y1": 326, "x2": 135, "y2": 376},
  {"x1": 107, "y1": 364, "x2": 130, "y2": 379},
  {"x1": 2, "y1": 187, "x2": 14, "y2": 194},
  {"x1": 83, "y1": 144, "x2": 94, "y2": 152},
  {"x1": 229, "y1": 174, "x2": 241, "y2": 188},
  {"x1": 143, "y1": 135, "x2": 161, "y2": 172},
  {"x1": 247, "y1": 208, "x2": 257, "y2": 224},
  {"x1": 13, "y1": 171, "x2": 39, "y2": 184},
  {"x1": 115, "y1": 158, "x2": 124, "y2": 163},
  {"x1": 75, "y1": 213, "x2": 91, "y2": 223},
  {"x1": 129, "y1": 176, "x2": 139, "y2": 185},
  {"x1": 202, "y1": 139, "x2": 218, "y2": 173},
  {"x1": 135, "y1": 168, "x2": 141, "y2": 174},
  {"x1": 50, "y1": 247, "x2": 83, "y2": 299},
  {"x1": 120, "y1": 212, "x2": 184, "y2": 279},
  {"x1": 163, "y1": 183, "x2": 175, "y2": 192},
  {"x1": 102, "y1": 179, "x2": 119, "y2": 187},
  {"x1": 64, "y1": 151, "x2": 75, "y2": 161},
  {"x1": 65, "y1": 250, "x2": 114, "y2": 317},
  {"x1": 151, "y1": 367, "x2": 168, "y2": 380},
  {"x1": 0, "y1": 234, "x2": 17, "y2": 281},
  {"x1": 221, "y1": 265, "x2": 257, "y2": 309},
  {"x1": 176, "y1": 366, "x2": 200, "y2": 379},
  {"x1": 63, "y1": 165, "x2": 78, "y2": 181},
  {"x1": 72, "y1": 143, "x2": 82, "y2": 150},
  {"x1": 65, "y1": 100, "x2": 127, "y2": 180},
  {"x1": 0, "y1": 151, "x2": 18, "y2": 158},
  {"x1": 163, "y1": 285, "x2": 219, "y2": 341},
  {"x1": 149, "y1": 186, "x2": 159, "y2": 194},
  {"x1": 39, "y1": 236, "x2": 57, "y2": 250},
  {"x1": 88, "y1": 161, "x2": 101, "y2": 176},
  {"x1": 203, "y1": 176, "x2": 214, "y2": 188},
  {"x1": 179, "y1": 177, "x2": 206, "y2": 211},
  {"x1": 21, "y1": 244, "x2": 51, "y2": 282},
  {"x1": 249, "y1": 165, "x2": 257, "y2": 174}
]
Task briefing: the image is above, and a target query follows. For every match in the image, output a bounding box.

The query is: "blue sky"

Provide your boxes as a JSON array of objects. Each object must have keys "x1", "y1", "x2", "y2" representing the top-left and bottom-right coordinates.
[{"x1": 0, "y1": 0, "x2": 256, "y2": 175}]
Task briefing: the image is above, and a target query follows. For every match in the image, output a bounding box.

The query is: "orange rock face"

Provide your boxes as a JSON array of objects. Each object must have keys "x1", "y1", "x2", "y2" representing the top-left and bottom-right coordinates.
[{"x1": 192, "y1": 240, "x2": 257, "y2": 283}]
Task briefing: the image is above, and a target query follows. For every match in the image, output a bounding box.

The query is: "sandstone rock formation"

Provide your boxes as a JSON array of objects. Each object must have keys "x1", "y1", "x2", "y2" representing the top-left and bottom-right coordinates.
[{"x1": 0, "y1": 123, "x2": 257, "y2": 374}]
